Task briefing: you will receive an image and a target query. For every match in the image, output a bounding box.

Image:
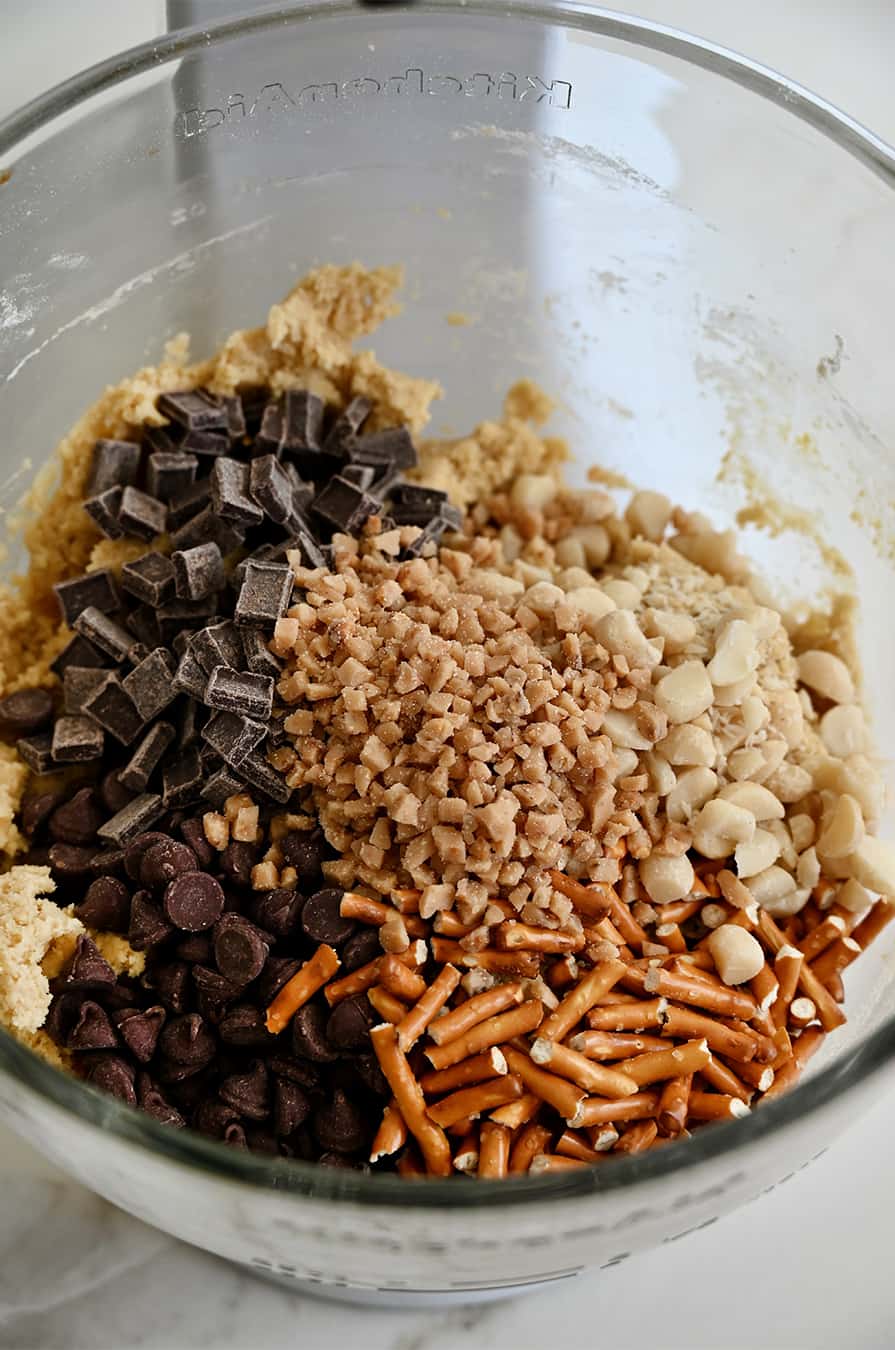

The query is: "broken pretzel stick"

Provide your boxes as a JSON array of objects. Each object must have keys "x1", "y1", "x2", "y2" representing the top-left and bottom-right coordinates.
[
  {"x1": 792, "y1": 1026, "x2": 826, "y2": 1070},
  {"x1": 726, "y1": 1056, "x2": 773, "y2": 1093},
  {"x1": 797, "y1": 914, "x2": 847, "y2": 963},
  {"x1": 425, "y1": 999, "x2": 543, "y2": 1071},
  {"x1": 529, "y1": 1154, "x2": 589, "y2": 1175},
  {"x1": 549, "y1": 870, "x2": 614, "y2": 919},
  {"x1": 367, "y1": 985, "x2": 408, "y2": 1026},
  {"x1": 340, "y1": 892, "x2": 428, "y2": 938},
  {"x1": 509, "y1": 1122, "x2": 553, "y2": 1173},
  {"x1": 378, "y1": 954, "x2": 428, "y2": 1003},
  {"x1": 265, "y1": 943, "x2": 340, "y2": 1034},
  {"x1": 396, "y1": 963, "x2": 461, "y2": 1052},
  {"x1": 700, "y1": 1053, "x2": 754, "y2": 1102},
  {"x1": 427, "y1": 1075, "x2": 524, "y2": 1129},
  {"x1": 478, "y1": 1121, "x2": 511, "y2": 1179},
  {"x1": 495, "y1": 921, "x2": 584, "y2": 954},
  {"x1": 430, "y1": 937, "x2": 540, "y2": 977},
  {"x1": 586, "y1": 997, "x2": 668, "y2": 1033},
  {"x1": 618, "y1": 1038, "x2": 711, "y2": 1088},
  {"x1": 622, "y1": 963, "x2": 759, "y2": 1020},
  {"x1": 614, "y1": 1119, "x2": 659, "y2": 1154},
  {"x1": 530, "y1": 1038, "x2": 638, "y2": 1098},
  {"x1": 503, "y1": 1044, "x2": 586, "y2": 1124},
  {"x1": 657, "y1": 1074, "x2": 692, "y2": 1136},
  {"x1": 660, "y1": 1004, "x2": 757, "y2": 1063},
  {"x1": 687, "y1": 1091, "x2": 750, "y2": 1121},
  {"x1": 490, "y1": 1092, "x2": 541, "y2": 1129},
  {"x1": 420, "y1": 1047, "x2": 508, "y2": 1096},
  {"x1": 556, "y1": 1129, "x2": 604, "y2": 1163},
  {"x1": 370, "y1": 1101, "x2": 407, "y2": 1163},
  {"x1": 324, "y1": 942, "x2": 425, "y2": 1006},
  {"x1": 810, "y1": 937, "x2": 860, "y2": 988},
  {"x1": 537, "y1": 959, "x2": 627, "y2": 1042},
  {"x1": 756, "y1": 911, "x2": 845, "y2": 1031},
  {"x1": 573, "y1": 1091, "x2": 659, "y2": 1130},
  {"x1": 567, "y1": 1030, "x2": 668, "y2": 1060},
  {"x1": 427, "y1": 981, "x2": 523, "y2": 1047},
  {"x1": 390, "y1": 888, "x2": 421, "y2": 914},
  {"x1": 453, "y1": 1132, "x2": 480, "y2": 1174},
  {"x1": 370, "y1": 1023, "x2": 452, "y2": 1176}
]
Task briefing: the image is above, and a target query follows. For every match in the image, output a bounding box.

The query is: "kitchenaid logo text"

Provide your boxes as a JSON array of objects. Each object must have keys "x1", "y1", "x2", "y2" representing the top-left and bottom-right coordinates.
[{"x1": 175, "y1": 68, "x2": 573, "y2": 137}]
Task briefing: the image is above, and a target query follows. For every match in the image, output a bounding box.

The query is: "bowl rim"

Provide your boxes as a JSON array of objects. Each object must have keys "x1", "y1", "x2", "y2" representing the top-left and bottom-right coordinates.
[{"x1": 0, "y1": 0, "x2": 894, "y2": 1209}]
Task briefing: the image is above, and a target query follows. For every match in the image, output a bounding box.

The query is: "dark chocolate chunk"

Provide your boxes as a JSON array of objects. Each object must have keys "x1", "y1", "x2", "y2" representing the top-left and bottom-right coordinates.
[
  {"x1": 219, "y1": 1059, "x2": 270, "y2": 1120},
  {"x1": 63, "y1": 666, "x2": 106, "y2": 716},
  {"x1": 327, "y1": 993, "x2": 375, "y2": 1051},
  {"x1": 157, "y1": 389, "x2": 227, "y2": 432},
  {"x1": 15, "y1": 733, "x2": 54, "y2": 778},
  {"x1": 125, "y1": 605, "x2": 162, "y2": 652},
  {"x1": 223, "y1": 1123, "x2": 248, "y2": 1149},
  {"x1": 238, "y1": 750, "x2": 290, "y2": 804},
  {"x1": 51, "y1": 715, "x2": 105, "y2": 764},
  {"x1": 281, "y1": 828, "x2": 327, "y2": 887},
  {"x1": 392, "y1": 483, "x2": 449, "y2": 510},
  {"x1": 67, "y1": 1000, "x2": 117, "y2": 1052},
  {"x1": 154, "y1": 960, "x2": 190, "y2": 1014},
  {"x1": 172, "y1": 542, "x2": 224, "y2": 602},
  {"x1": 100, "y1": 770, "x2": 135, "y2": 815},
  {"x1": 118, "y1": 486, "x2": 167, "y2": 541},
  {"x1": 311, "y1": 477, "x2": 380, "y2": 534},
  {"x1": 164, "y1": 871, "x2": 225, "y2": 932},
  {"x1": 47, "y1": 842, "x2": 95, "y2": 877},
  {"x1": 88, "y1": 439, "x2": 141, "y2": 495},
  {"x1": 181, "y1": 429, "x2": 229, "y2": 458},
  {"x1": 254, "y1": 402, "x2": 284, "y2": 457},
  {"x1": 240, "y1": 630, "x2": 281, "y2": 680},
  {"x1": 322, "y1": 396, "x2": 372, "y2": 455},
  {"x1": 64, "y1": 935, "x2": 116, "y2": 990},
  {"x1": 129, "y1": 891, "x2": 174, "y2": 949},
  {"x1": 233, "y1": 561, "x2": 293, "y2": 628},
  {"x1": 398, "y1": 516, "x2": 449, "y2": 560},
  {"x1": 20, "y1": 790, "x2": 64, "y2": 836},
  {"x1": 158, "y1": 1012, "x2": 216, "y2": 1072},
  {"x1": 251, "y1": 888, "x2": 304, "y2": 939},
  {"x1": 222, "y1": 395, "x2": 246, "y2": 440},
  {"x1": 313, "y1": 1089, "x2": 366, "y2": 1153},
  {"x1": 143, "y1": 423, "x2": 182, "y2": 455},
  {"x1": 210, "y1": 458, "x2": 264, "y2": 527},
  {"x1": 248, "y1": 454, "x2": 293, "y2": 524},
  {"x1": 83, "y1": 487, "x2": 124, "y2": 539},
  {"x1": 202, "y1": 711, "x2": 266, "y2": 767},
  {"x1": 166, "y1": 478, "x2": 211, "y2": 532},
  {"x1": 213, "y1": 913, "x2": 270, "y2": 986},
  {"x1": 218, "y1": 1004, "x2": 272, "y2": 1049},
  {"x1": 54, "y1": 570, "x2": 120, "y2": 625},
  {"x1": 339, "y1": 463, "x2": 377, "y2": 491},
  {"x1": 119, "y1": 721, "x2": 176, "y2": 792},
  {"x1": 156, "y1": 602, "x2": 219, "y2": 652},
  {"x1": 146, "y1": 451, "x2": 198, "y2": 501},
  {"x1": 218, "y1": 840, "x2": 257, "y2": 889},
  {"x1": 291, "y1": 1002, "x2": 338, "y2": 1063},
  {"x1": 190, "y1": 621, "x2": 244, "y2": 676},
  {"x1": 179, "y1": 817, "x2": 215, "y2": 869},
  {"x1": 283, "y1": 390, "x2": 325, "y2": 452},
  {"x1": 274, "y1": 1078, "x2": 311, "y2": 1136},
  {"x1": 73, "y1": 607, "x2": 135, "y2": 663},
  {"x1": 83, "y1": 673, "x2": 145, "y2": 746},
  {"x1": 161, "y1": 747, "x2": 204, "y2": 808},
  {"x1": 97, "y1": 792, "x2": 164, "y2": 845},
  {"x1": 349, "y1": 425, "x2": 417, "y2": 470},
  {"x1": 88, "y1": 1055, "x2": 137, "y2": 1104},
  {"x1": 115, "y1": 1006, "x2": 165, "y2": 1063},
  {"x1": 172, "y1": 647, "x2": 211, "y2": 702},
  {"x1": 0, "y1": 688, "x2": 54, "y2": 738},
  {"x1": 202, "y1": 766, "x2": 247, "y2": 809},
  {"x1": 75, "y1": 876, "x2": 131, "y2": 932},
  {"x1": 204, "y1": 666, "x2": 274, "y2": 721},
  {"x1": 170, "y1": 505, "x2": 244, "y2": 556},
  {"x1": 137, "y1": 1072, "x2": 186, "y2": 1127},
  {"x1": 140, "y1": 837, "x2": 198, "y2": 890},
  {"x1": 50, "y1": 635, "x2": 108, "y2": 678},
  {"x1": 120, "y1": 553, "x2": 177, "y2": 608},
  {"x1": 301, "y1": 888, "x2": 352, "y2": 947},
  {"x1": 177, "y1": 696, "x2": 205, "y2": 750},
  {"x1": 49, "y1": 787, "x2": 103, "y2": 844},
  {"x1": 122, "y1": 649, "x2": 178, "y2": 722}
]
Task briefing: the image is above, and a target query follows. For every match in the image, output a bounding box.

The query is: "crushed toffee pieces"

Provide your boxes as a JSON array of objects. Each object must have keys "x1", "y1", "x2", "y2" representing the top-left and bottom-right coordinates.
[{"x1": 2, "y1": 378, "x2": 895, "y2": 1180}]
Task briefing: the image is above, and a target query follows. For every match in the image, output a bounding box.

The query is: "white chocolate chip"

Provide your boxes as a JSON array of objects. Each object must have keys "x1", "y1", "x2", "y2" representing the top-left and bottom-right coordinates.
[
  {"x1": 846, "y1": 835, "x2": 895, "y2": 894},
  {"x1": 666, "y1": 767, "x2": 719, "y2": 823},
  {"x1": 639, "y1": 853, "x2": 695, "y2": 904},
  {"x1": 763, "y1": 761, "x2": 814, "y2": 804},
  {"x1": 657, "y1": 724, "x2": 716, "y2": 767},
  {"x1": 819, "y1": 704, "x2": 866, "y2": 759},
  {"x1": 746, "y1": 865, "x2": 798, "y2": 911},
  {"x1": 726, "y1": 747, "x2": 766, "y2": 781},
  {"x1": 706, "y1": 925, "x2": 765, "y2": 985},
  {"x1": 718, "y1": 782, "x2": 785, "y2": 821},
  {"x1": 796, "y1": 650, "x2": 856, "y2": 705},
  {"x1": 816, "y1": 793, "x2": 865, "y2": 859},
  {"x1": 734, "y1": 828, "x2": 781, "y2": 878},
  {"x1": 625, "y1": 490, "x2": 672, "y2": 542},
  {"x1": 654, "y1": 660, "x2": 714, "y2": 724},
  {"x1": 691, "y1": 798, "x2": 756, "y2": 859},
  {"x1": 707, "y1": 619, "x2": 759, "y2": 687}
]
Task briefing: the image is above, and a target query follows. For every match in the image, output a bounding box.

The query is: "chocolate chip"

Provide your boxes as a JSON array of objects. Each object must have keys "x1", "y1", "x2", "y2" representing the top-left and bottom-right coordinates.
[
  {"x1": 50, "y1": 635, "x2": 108, "y2": 679},
  {"x1": 210, "y1": 457, "x2": 264, "y2": 527},
  {"x1": 48, "y1": 842, "x2": 96, "y2": 878},
  {"x1": 73, "y1": 607, "x2": 135, "y2": 663},
  {"x1": 124, "y1": 831, "x2": 172, "y2": 881},
  {"x1": 202, "y1": 711, "x2": 266, "y2": 767},
  {"x1": 88, "y1": 439, "x2": 141, "y2": 495},
  {"x1": 49, "y1": 787, "x2": 103, "y2": 844},
  {"x1": 64, "y1": 935, "x2": 117, "y2": 990},
  {"x1": 301, "y1": 888, "x2": 353, "y2": 947},
  {"x1": 20, "y1": 790, "x2": 63, "y2": 836},
  {"x1": 256, "y1": 956, "x2": 300, "y2": 1007},
  {"x1": 1, "y1": 693, "x2": 54, "y2": 752},
  {"x1": 140, "y1": 838, "x2": 198, "y2": 890},
  {"x1": 120, "y1": 553, "x2": 177, "y2": 608},
  {"x1": 353, "y1": 1052, "x2": 390, "y2": 1098},
  {"x1": 233, "y1": 561, "x2": 292, "y2": 627},
  {"x1": 312, "y1": 477, "x2": 380, "y2": 534},
  {"x1": 218, "y1": 1004, "x2": 272, "y2": 1048},
  {"x1": 273, "y1": 1078, "x2": 311, "y2": 1136},
  {"x1": 157, "y1": 389, "x2": 227, "y2": 432},
  {"x1": 88, "y1": 1055, "x2": 137, "y2": 1104},
  {"x1": 313, "y1": 1089, "x2": 366, "y2": 1154},
  {"x1": 190, "y1": 621, "x2": 244, "y2": 675},
  {"x1": 89, "y1": 847, "x2": 127, "y2": 878},
  {"x1": 158, "y1": 1012, "x2": 216, "y2": 1071},
  {"x1": 146, "y1": 451, "x2": 198, "y2": 502},
  {"x1": 171, "y1": 542, "x2": 225, "y2": 602},
  {"x1": 251, "y1": 888, "x2": 304, "y2": 939},
  {"x1": 67, "y1": 1000, "x2": 117, "y2": 1051},
  {"x1": 202, "y1": 766, "x2": 246, "y2": 810},
  {"x1": 129, "y1": 892, "x2": 174, "y2": 950},
  {"x1": 213, "y1": 913, "x2": 270, "y2": 986},
  {"x1": 223, "y1": 1123, "x2": 248, "y2": 1149},
  {"x1": 161, "y1": 747, "x2": 204, "y2": 809},
  {"x1": 326, "y1": 993, "x2": 375, "y2": 1051},
  {"x1": 194, "y1": 1098, "x2": 238, "y2": 1138},
  {"x1": 191, "y1": 964, "x2": 242, "y2": 1013},
  {"x1": 175, "y1": 932, "x2": 213, "y2": 963},
  {"x1": 204, "y1": 666, "x2": 274, "y2": 721},
  {"x1": 115, "y1": 1006, "x2": 165, "y2": 1063},
  {"x1": 237, "y1": 750, "x2": 290, "y2": 804},
  {"x1": 83, "y1": 487, "x2": 124, "y2": 540},
  {"x1": 170, "y1": 504, "x2": 244, "y2": 556},
  {"x1": 341, "y1": 927, "x2": 382, "y2": 975},
  {"x1": 219, "y1": 1059, "x2": 270, "y2": 1120},
  {"x1": 181, "y1": 429, "x2": 229, "y2": 458},
  {"x1": 83, "y1": 673, "x2": 145, "y2": 745},
  {"x1": 50, "y1": 716, "x2": 104, "y2": 764},
  {"x1": 137, "y1": 1072, "x2": 186, "y2": 1127},
  {"x1": 75, "y1": 876, "x2": 131, "y2": 932},
  {"x1": 323, "y1": 396, "x2": 372, "y2": 455},
  {"x1": 281, "y1": 829, "x2": 327, "y2": 885},
  {"x1": 217, "y1": 840, "x2": 257, "y2": 888},
  {"x1": 153, "y1": 960, "x2": 190, "y2": 1013},
  {"x1": 54, "y1": 570, "x2": 120, "y2": 625},
  {"x1": 291, "y1": 1002, "x2": 338, "y2": 1063},
  {"x1": 164, "y1": 871, "x2": 225, "y2": 931},
  {"x1": 178, "y1": 818, "x2": 215, "y2": 869}
]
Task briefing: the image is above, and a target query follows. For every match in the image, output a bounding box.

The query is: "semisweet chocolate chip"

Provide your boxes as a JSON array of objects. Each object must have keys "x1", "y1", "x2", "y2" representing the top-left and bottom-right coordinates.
[
  {"x1": 158, "y1": 1012, "x2": 216, "y2": 1070},
  {"x1": 301, "y1": 888, "x2": 353, "y2": 947},
  {"x1": 218, "y1": 1004, "x2": 273, "y2": 1048},
  {"x1": 213, "y1": 913, "x2": 270, "y2": 986},
  {"x1": 67, "y1": 1000, "x2": 118, "y2": 1052},
  {"x1": 153, "y1": 960, "x2": 190, "y2": 1013},
  {"x1": 161, "y1": 747, "x2": 204, "y2": 809},
  {"x1": 179, "y1": 817, "x2": 215, "y2": 870},
  {"x1": 20, "y1": 790, "x2": 64, "y2": 836},
  {"x1": 353, "y1": 1053, "x2": 390, "y2": 1098},
  {"x1": 250, "y1": 888, "x2": 304, "y2": 939},
  {"x1": 204, "y1": 666, "x2": 274, "y2": 722},
  {"x1": 140, "y1": 838, "x2": 198, "y2": 890},
  {"x1": 97, "y1": 792, "x2": 164, "y2": 845},
  {"x1": 146, "y1": 451, "x2": 198, "y2": 502},
  {"x1": 62, "y1": 935, "x2": 117, "y2": 991},
  {"x1": 0, "y1": 688, "x2": 54, "y2": 739},
  {"x1": 172, "y1": 541, "x2": 225, "y2": 601},
  {"x1": 89, "y1": 847, "x2": 127, "y2": 878},
  {"x1": 195, "y1": 1098, "x2": 239, "y2": 1138},
  {"x1": 191, "y1": 964, "x2": 242, "y2": 1014},
  {"x1": 157, "y1": 389, "x2": 227, "y2": 432},
  {"x1": 217, "y1": 840, "x2": 257, "y2": 888},
  {"x1": 48, "y1": 842, "x2": 96, "y2": 878},
  {"x1": 341, "y1": 926, "x2": 382, "y2": 974},
  {"x1": 219, "y1": 1059, "x2": 270, "y2": 1120},
  {"x1": 121, "y1": 649, "x2": 178, "y2": 721},
  {"x1": 129, "y1": 892, "x2": 175, "y2": 950},
  {"x1": 233, "y1": 561, "x2": 292, "y2": 627},
  {"x1": 164, "y1": 871, "x2": 225, "y2": 932},
  {"x1": 273, "y1": 1078, "x2": 311, "y2": 1136},
  {"x1": 114, "y1": 1006, "x2": 166, "y2": 1063},
  {"x1": 88, "y1": 439, "x2": 141, "y2": 495},
  {"x1": 119, "y1": 721, "x2": 176, "y2": 792},
  {"x1": 137, "y1": 1072, "x2": 186, "y2": 1127},
  {"x1": 124, "y1": 831, "x2": 170, "y2": 881},
  {"x1": 280, "y1": 828, "x2": 327, "y2": 885},
  {"x1": 73, "y1": 607, "x2": 136, "y2": 663},
  {"x1": 174, "y1": 933, "x2": 213, "y2": 963},
  {"x1": 312, "y1": 477, "x2": 380, "y2": 534},
  {"x1": 326, "y1": 993, "x2": 376, "y2": 1052},
  {"x1": 313, "y1": 1089, "x2": 366, "y2": 1154},
  {"x1": 202, "y1": 711, "x2": 267, "y2": 767},
  {"x1": 210, "y1": 457, "x2": 264, "y2": 527},
  {"x1": 75, "y1": 876, "x2": 131, "y2": 932},
  {"x1": 63, "y1": 666, "x2": 107, "y2": 716},
  {"x1": 223, "y1": 1122, "x2": 248, "y2": 1149},
  {"x1": 256, "y1": 956, "x2": 300, "y2": 1007},
  {"x1": 99, "y1": 771, "x2": 135, "y2": 818},
  {"x1": 83, "y1": 487, "x2": 124, "y2": 540},
  {"x1": 88, "y1": 1055, "x2": 137, "y2": 1104},
  {"x1": 291, "y1": 1002, "x2": 338, "y2": 1063},
  {"x1": 48, "y1": 787, "x2": 103, "y2": 845},
  {"x1": 54, "y1": 570, "x2": 120, "y2": 625}
]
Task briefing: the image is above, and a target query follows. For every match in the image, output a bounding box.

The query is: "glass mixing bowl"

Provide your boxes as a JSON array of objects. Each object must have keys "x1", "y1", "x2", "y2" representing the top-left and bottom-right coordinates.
[{"x1": 1, "y1": 0, "x2": 894, "y2": 1307}]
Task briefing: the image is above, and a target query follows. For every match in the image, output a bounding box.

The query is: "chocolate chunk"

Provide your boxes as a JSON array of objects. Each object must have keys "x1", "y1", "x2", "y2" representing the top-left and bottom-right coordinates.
[
  {"x1": 146, "y1": 451, "x2": 198, "y2": 501},
  {"x1": 122, "y1": 649, "x2": 178, "y2": 722},
  {"x1": 49, "y1": 787, "x2": 103, "y2": 844},
  {"x1": 172, "y1": 505, "x2": 245, "y2": 557},
  {"x1": 218, "y1": 1004, "x2": 272, "y2": 1048},
  {"x1": 172, "y1": 542, "x2": 225, "y2": 601},
  {"x1": 204, "y1": 666, "x2": 274, "y2": 721},
  {"x1": 158, "y1": 1012, "x2": 216, "y2": 1071},
  {"x1": 313, "y1": 1089, "x2": 366, "y2": 1153},
  {"x1": 67, "y1": 1000, "x2": 117, "y2": 1052},
  {"x1": 251, "y1": 888, "x2": 304, "y2": 939},
  {"x1": 202, "y1": 711, "x2": 266, "y2": 767},
  {"x1": 73, "y1": 607, "x2": 135, "y2": 662},
  {"x1": 157, "y1": 389, "x2": 227, "y2": 432},
  {"x1": 181, "y1": 429, "x2": 229, "y2": 458},
  {"x1": 156, "y1": 597, "x2": 218, "y2": 647},
  {"x1": 327, "y1": 993, "x2": 375, "y2": 1051},
  {"x1": 210, "y1": 458, "x2": 264, "y2": 527},
  {"x1": 238, "y1": 750, "x2": 290, "y2": 805},
  {"x1": 349, "y1": 425, "x2": 417, "y2": 470},
  {"x1": 340, "y1": 463, "x2": 377, "y2": 491},
  {"x1": 88, "y1": 439, "x2": 141, "y2": 495},
  {"x1": 291, "y1": 1002, "x2": 338, "y2": 1063},
  {"x1": 154, "y1": 961, "x2": 190, "y2": 1013},
  {"x1": 213, "y1": 913, "x2": 270, "y2": 985},
  {"x1": 137, "y1": 1072, "x2": 186, "y2": 1127},
  {"x1": 115, "y1": 1006, "x2": 165, "y2": 1063},
  {"x1": 398, "y1": 516, "x2": 449, "y2": 560},
  {"x1": 392, "y1": 483, "x2": 449, "y2": 511},
  {"x1": 248, "y1": 455, "x2": 293, "y2": 524},
  {"x1": 188, "y1": 621, "x2": 243, "y2": 677},
  {"x1": 63, "y1": 666, "x2": 106, "y2": 716},
  {"x1": 124, "y1": 606, "x2": 161, "y2": 653},
  {"x1": 54, "y1": 571, "x2": 120, "y2": 625},
  {"x1": 97, "y1": 792, "x2": 164, "y2": 845},
  {"x1": 238, "y1": 630, "x2": 280, "y2": 681},
  {"x1": 129, "y1": 891, "x2": 174, "y2": 949},
  {"x1": 202, "y1": 766, "x2": 247, "y2": 810},
  {"x1": 177, "y1": 696, "x2": 206, "y2": 751},
  {"x1": 166, "y1": 478, "x2": 211, "y2": 531},
  {"x1": 280, "y1": 828, "x2": 327, "y2": 887},
  {"x1": 161, "y1": 748, "x2": 204, "y2": 808},
  {"x1": 274, "y1": 1078, "x2": 311, "y2": 1136},
  {"x1": 222, "y1": 395, "x2": 246, "y2": 440},
  {"x1": 47, "y1": 842, "x2": 96, "y2": 877},
  {"x1": 75, "y1": 876, "x2": 131, "y2": 932},
  {"x1": 301, "y1": 888, "x2": 353, "y2": 946},
  {"x1": 322, "y1": 396, "x2": 372, "y2": 455},
  {"x1": 50, "y1": 635, "x2": 108, "y2": 678},
  {"x1": 21, "y1": 790, "x2": 64, "y2": 836},
  {"x1": 170, "y1": 648, "x2": 210, "y2": 703},
  {"x1": 283, "y1": 390, "x2": 325, "y2": 453},
  {"x1": 0, "y1": 688, "x2": 54, "y2": 738},
  {"x1": 340, "y1": 925, "x2": 382, "y2": 974},
  {"x1": 83, "y1": 673, "x2": 145, "y2": 746},
  {"x1": 217, "y1": 840, "x2": 257, "y2": 889},
  {"x1": 118, "y1": 486, "x2": 167, "y2": 541},
  {"x1": 178, "y1": 817, "x2": 215, "y2": 869},
  {"x1": 51, "y1": 715, "x2": 105, "y2": 764},
  {"x1": 88, "y1": 1055, "x2": 137, "y2": 1104},
  {"x1": 83, "y1": 487, "x2": 124, "y2": 540},
  {"x1": 64, "y1": 935, "x2": 116, "y2": 989},
  {"x1": 120, "y1": 553, "x2": 177, "y2": 608},
  {"x1": 143, "y1": 423, "x2": 182, "y2": 455},
  {"x1": 140, "y1": 838, "x2": 198, "y2": 890},
  {"x1": 100, "y1": 770, "x2": 135, "y2": 816},
  {"x1": 164, "y1": 871, "x2": 225, "y2": 932},
  {"x1": 219, "y1": 1060, "x2": 270, "y2": 1120},
  {"x1": 119, "y1": 721, "x2": 176, "y2": 792},
  {"x1": 254, "y1": 402, "x2": 285, "y2": 457},
  {"x1": 312, "y1": 477, "x2": 379, "y2": 534},
  {"x1": 233, "y1": 561, "x2": 292, "y2": 628}
]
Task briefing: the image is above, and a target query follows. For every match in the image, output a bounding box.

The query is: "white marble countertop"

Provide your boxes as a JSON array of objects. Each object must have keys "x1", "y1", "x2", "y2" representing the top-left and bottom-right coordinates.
[{"x1": 2, "y1": 4, "x2": 895, "y2": 1348}]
